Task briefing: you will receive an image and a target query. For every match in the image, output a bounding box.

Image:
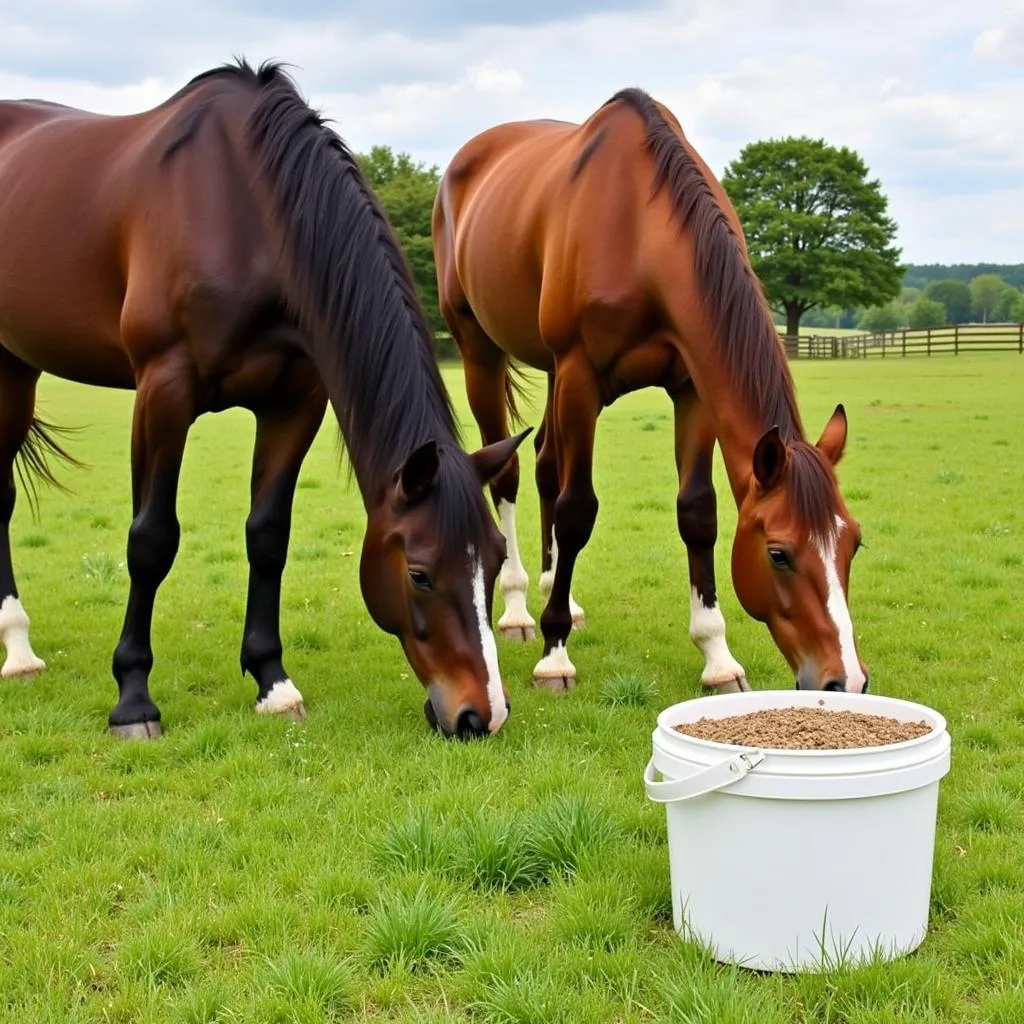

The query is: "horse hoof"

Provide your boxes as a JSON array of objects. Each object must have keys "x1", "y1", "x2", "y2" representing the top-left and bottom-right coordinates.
[
  {"x1": 256, "y1": 680, "x2": 306, "y2": 721},
  {"x1": 499, "y1": 623, "x2": 536, "y2": 643},
  {"x1": 1, "y1": 656, "x2": 46, "y2": 680},
  {"x1": 532, "y1": 673, "x2": 576, "y2": 693},
  {"x1": 702, "y1": 676, "x2": 751, "y2": 695},
  {"x1": 109, "y1": 721, "x2": 163, "y2": 740}
]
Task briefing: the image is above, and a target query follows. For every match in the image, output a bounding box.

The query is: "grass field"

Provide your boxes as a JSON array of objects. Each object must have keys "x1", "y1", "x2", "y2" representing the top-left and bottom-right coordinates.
[{"x1": 1, "y1": 354, "x2": 1022, "y2": 1022}]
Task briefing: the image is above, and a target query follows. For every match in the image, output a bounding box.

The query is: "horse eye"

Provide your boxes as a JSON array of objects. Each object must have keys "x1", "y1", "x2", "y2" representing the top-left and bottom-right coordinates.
[
  {"x1": 768, "y1": 548, "x2": 793, "y2": 571},
  {"x1": 408, "y1": 569, "x2": 433, "y2": 591}
]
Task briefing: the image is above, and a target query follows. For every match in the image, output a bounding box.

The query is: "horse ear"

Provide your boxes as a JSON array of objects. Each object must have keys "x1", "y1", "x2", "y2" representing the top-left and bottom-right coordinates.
[
  {"x1": 816, "y1": 404, "x2": 848, "y2": 466},
  {"x1": 397, "y1": 440, "x2": 440, "y2": 504},
  {"x1": 752, "y1": 425, "x2": 788, "y2": 491},
  {"x1": 471, "y1": 427, "x2": 534, "y2": 485}
]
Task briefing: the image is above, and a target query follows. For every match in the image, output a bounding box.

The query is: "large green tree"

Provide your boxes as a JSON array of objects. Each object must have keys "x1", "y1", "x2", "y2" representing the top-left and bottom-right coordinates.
[
  {"x1": 924, "y1": 279, "x2": 972, "y2": 324},
  {"x1": 357, "y1": 145, "x2": 444, "y2": 333},
  {"x1": 721, "y1": 137, "x2": 904, "y2": 339}
]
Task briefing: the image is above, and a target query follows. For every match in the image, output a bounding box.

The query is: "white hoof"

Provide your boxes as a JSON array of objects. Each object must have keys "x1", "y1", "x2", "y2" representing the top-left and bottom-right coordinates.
[
  {"x1": 499, "y1": 620, "x2": 536, "y2": 643},
  {"x1": 2, "y1": 654, "x2": 46, "y2": 679},
  {"x1": 701, "y1": 669, "x2": 751, "y2": 695},
  {"x1": 498, "y1": 586, "x2": 536, "y2": 643},
  {"x1": 532, "y1": 643, "x2": 576, "y2": 692},
  {"x1": 0, "y1": 596, "x2": 45, "y2": 680},
  {"x1": 256, "y1": 679, "x2": 307, "y2": 720}
]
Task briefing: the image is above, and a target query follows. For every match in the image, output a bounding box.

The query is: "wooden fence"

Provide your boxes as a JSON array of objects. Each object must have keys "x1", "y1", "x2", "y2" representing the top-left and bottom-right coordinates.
[{"x1": 787, "y1": 323, "x2": 1024, "y2": 359}]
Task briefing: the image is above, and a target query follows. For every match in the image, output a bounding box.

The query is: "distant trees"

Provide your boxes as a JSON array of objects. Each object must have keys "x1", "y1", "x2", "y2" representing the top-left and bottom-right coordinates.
[
  {"x1": 908, "y1": 298, "x2": 947, "y2": 330},
  {"x1": 970, "y1": 274, "x2": 1008, "y2": 322},
  {"x1": 924, "y1": 280, "x2": 972, "y2": 324},
  {"x1": 721, "y1": 136, "x2": 904, "y2": 339}
]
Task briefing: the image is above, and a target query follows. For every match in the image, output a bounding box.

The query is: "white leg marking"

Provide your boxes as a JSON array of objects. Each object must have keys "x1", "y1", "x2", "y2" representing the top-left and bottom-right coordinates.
[
  {"x1": 689, "y1": 588, "x2": 748, "y2": 692},
  {"x1": 496, "y1": 500, "x2": 535, "y2": 641},
  {"x1": 256, "y1": 679, "x2": 306, "y2": 715},
  {"x1": 538, "y1": 528, "x2": 584, "y2": 628},
  {"x1": 532, "y1": 640, "x2": 576, "y2": 690},
  {"x1": 470, "y1": 548, "x2": 508, "y2": 733},
  {"x1": 813, "y1": 517, "x2": 867, "y2": 693},
  {"x1": 0, "y1": 596, "x2": 46, "y2": 678}
]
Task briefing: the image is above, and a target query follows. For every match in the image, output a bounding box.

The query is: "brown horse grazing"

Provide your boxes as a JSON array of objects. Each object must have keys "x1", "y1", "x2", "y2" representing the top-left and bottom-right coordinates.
[
  {"x1": 0, "y1": 59, "x2": 530, "y2": 741},
  {"x1": 433, "y1": 88, "x2": 868, "y2": 696}
]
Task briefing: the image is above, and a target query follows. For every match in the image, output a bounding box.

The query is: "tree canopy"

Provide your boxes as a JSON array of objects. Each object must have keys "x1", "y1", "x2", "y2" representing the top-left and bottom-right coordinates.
[{"x1": 721, "y1": 136, "x2": 904, "y2": 338}]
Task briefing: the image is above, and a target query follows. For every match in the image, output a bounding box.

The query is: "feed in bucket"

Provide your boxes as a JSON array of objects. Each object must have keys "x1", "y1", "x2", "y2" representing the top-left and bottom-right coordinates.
[
  {"x1": 673, "y1": 706, "x2": 933, "y2": 749},
  {"x1": 644, "y1": 690, "x2": 952, "y2": 973}
]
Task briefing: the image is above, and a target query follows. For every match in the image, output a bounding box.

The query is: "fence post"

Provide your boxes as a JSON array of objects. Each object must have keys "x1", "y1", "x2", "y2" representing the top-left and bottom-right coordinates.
[
  {"x1": 1019, "y1": 323, "x2": 1022, "y2": 354},
  {"x1": 902, "y1": 329, "x2": 906, "y2": 357},
  {"x1": 955, "y1": 324, "x2": 959, "y2": 355},
  {"x1": 927, "y1": 328, "x2": 931, "y2": 356}
]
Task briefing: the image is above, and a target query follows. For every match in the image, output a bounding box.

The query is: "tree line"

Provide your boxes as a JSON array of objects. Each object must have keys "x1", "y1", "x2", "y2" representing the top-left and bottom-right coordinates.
[{"x1": 359, "y1": 138, "x2": 1017, "y2": 354}]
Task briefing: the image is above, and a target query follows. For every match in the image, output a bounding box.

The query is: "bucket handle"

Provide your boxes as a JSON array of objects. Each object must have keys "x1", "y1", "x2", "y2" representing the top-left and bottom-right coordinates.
[{"x1": 644, "y1": 750, "x2": 765, "y2": 803}]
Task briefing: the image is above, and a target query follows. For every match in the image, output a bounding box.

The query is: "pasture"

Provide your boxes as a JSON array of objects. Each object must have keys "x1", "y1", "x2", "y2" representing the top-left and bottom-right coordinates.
[{"x1": 1, "y1": 354, "x2": 1021, "y2": 1022}]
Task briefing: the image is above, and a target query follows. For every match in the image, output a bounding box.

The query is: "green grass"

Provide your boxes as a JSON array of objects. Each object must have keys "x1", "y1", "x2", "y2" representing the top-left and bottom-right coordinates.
[{"x1": 1, "y1": 354, "x2": 1022, "y2": 1021}]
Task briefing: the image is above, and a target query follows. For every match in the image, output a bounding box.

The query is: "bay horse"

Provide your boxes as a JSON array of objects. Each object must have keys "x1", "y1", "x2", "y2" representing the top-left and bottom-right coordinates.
[
  {"x1": 0, "y1": 59, "x2": 530, "y2": 741},
  {"x1": 433, "y1": 88, "x2": 868, "y2": 695}
]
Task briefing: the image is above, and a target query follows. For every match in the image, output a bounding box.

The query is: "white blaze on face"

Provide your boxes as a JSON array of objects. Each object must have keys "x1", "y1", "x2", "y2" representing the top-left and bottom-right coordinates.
[
  {"x1": 469, "y1": 546, "x2": 508, "y2": 733},
  {"x1": 812, "y1": 516, "x2": 866, "y2": 693}
]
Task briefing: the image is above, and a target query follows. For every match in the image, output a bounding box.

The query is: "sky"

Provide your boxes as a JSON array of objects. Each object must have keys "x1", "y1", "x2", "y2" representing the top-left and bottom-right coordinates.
[{"x1": 1, "y1": 1, "x2": 1022, "y2": 264}]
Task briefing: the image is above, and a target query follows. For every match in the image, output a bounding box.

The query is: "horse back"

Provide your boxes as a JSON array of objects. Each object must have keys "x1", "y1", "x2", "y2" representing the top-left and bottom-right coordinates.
[
  {"x1": 0, "y1": 85, "x2": 277, "y2": 389},
  {"x1": 436, "y1": 102, "x2": 668, "y2": 370}
]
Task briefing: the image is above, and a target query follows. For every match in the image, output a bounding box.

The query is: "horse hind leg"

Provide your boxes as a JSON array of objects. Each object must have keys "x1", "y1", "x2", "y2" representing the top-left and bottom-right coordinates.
[
  {"x1": 455, "y1": 314, "x2": 536, "y2": 643},
  {"x1": 534, "y1": 374, "x2": 585, "y2": 630},
  {"x1": 242, "y1": 363, "x2": 327, "y2": 720},
  {"x1": 0, "y1": 353, "x2": 51, "y2": 679}
]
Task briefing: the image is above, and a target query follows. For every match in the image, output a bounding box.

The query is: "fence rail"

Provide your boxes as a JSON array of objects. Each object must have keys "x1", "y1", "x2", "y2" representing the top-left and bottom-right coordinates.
[{"x1": 785, "y1": 323, "x2": 1024, "y2": 359}]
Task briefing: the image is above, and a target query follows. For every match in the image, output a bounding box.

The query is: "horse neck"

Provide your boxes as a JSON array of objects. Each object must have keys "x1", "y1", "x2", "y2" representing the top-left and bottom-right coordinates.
[{"x1": 662, "y1": 289, "x2": 806, "y2": 507}]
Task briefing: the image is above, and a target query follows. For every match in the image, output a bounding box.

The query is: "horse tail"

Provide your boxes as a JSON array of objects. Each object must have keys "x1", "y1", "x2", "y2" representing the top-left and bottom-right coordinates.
[
  {"x1": 14, "y1": 417, "x2": 85, "y2": 519},
  {"x1": 503, "y1": 359, "x2": 532, "y2": 430}
]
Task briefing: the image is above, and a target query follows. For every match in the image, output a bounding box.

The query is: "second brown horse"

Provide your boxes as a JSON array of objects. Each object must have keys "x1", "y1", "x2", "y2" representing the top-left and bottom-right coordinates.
[{"x1": 433, "y1": 88, "x2": 868, "y2": 695}]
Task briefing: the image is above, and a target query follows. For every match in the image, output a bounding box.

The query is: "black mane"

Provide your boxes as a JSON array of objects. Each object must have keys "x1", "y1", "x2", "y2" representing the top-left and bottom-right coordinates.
[{"x1": 183, "y1": 59, "x2": 491, "y2": 546}]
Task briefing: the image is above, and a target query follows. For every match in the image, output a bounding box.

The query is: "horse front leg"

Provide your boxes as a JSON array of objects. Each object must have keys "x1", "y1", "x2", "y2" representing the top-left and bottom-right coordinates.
[
  {"x1": 242, "y1": 369, "x2": 327, "y2": 720},
  {"x1": 672, "y1": 386, "x2": 748, "y2": 693},
  {"x1": 109, "y1": 355, "x2": 196, "y2": 739},
  {"x1": 533, "y1": 355, "x2": 601, "y2": 691}
]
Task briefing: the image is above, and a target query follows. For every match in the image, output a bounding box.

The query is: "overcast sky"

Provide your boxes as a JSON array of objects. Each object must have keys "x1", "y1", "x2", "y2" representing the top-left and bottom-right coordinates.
[{"x1": 2, "y1": 1, "x2": 1021, "y2": 264}]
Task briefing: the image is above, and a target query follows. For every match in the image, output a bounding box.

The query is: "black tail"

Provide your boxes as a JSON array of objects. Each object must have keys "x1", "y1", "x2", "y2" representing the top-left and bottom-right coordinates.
[{"x1": 14, "y1": 418, "x2": 85, "y2": 519}]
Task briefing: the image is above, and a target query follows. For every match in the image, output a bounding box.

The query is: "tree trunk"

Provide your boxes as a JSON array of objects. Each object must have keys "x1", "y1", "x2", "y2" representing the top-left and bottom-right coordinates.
[{"x1": 784, "y1": 303, "x2": 803, "y2": 357}]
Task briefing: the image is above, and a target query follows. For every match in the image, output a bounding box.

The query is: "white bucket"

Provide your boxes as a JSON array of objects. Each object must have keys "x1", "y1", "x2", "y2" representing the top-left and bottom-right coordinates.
[{"x1": 644, "y1": 689, "x2": 951, "y2": 973}]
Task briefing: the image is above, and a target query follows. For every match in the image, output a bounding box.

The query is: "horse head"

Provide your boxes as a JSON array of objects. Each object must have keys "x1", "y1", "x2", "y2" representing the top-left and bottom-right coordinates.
[
  {"x1": 731, "y1": 405, "x2": 868, "y2": 693},
  {"x1": 359, "y1": 429, "x2": 532, "y2": 737}
]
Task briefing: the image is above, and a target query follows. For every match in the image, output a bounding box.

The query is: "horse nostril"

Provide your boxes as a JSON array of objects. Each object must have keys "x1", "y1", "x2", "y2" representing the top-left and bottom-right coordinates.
[
  {"x1": 455, "y1": 708, "x2": 489, "y2": 740},
  {"x1": 823, "y1": 680, "x2": 846, "y2": 692}
]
